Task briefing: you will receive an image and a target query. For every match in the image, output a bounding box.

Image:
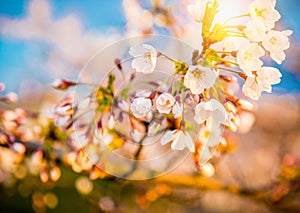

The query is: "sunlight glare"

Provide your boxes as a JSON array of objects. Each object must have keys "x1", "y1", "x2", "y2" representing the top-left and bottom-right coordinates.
[{"x1": 215, "y1": 0, "x2": 251, "y2": 24}]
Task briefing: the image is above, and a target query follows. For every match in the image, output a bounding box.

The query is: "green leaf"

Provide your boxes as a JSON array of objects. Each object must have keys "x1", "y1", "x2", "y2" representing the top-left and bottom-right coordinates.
[{"x1": 96, "y1": 73, "x2": 116, "y2": 112}]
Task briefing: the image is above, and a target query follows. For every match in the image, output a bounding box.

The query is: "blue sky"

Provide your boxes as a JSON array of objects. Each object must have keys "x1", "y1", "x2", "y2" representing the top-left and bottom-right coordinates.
[{"x1": 0, "y1": 0, "x2": 299, "y2": 93}]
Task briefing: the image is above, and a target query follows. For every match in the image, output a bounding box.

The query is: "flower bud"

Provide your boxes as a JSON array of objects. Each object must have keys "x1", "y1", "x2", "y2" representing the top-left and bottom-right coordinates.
[
  {"x1": 175, "y1": 61, "x2": 189, "y2": 75},
  {"x1": 50, "y1": 166, "x2": 61, "y2": 182},
  {"x1": 52, "y1": 79, "x2": 76, "y2": 90},
  {"x1": 108, "y1": 114, "x2": 115, "y2": 129},
  {"x1": 0, "y1": 82, "x2": 5, "y2": 92},
  {"x1": 114, "y1": 58, "x2": 122, "y2": 70},
  {"x1": 40, "y1": 169, "x2": 49, "y2": 183},
  {"x1": 5, "y1": 92, "x2": 18, "y2": 103},
  {"x1": 237, "y1": 99, "x2": 254, "y2": 111},
  {"x1": 12, "y1": 142, "x2": 26, "y2": 155},
  {"x1": 199, "y1": 163, "x2": 215, "y2": 177}
]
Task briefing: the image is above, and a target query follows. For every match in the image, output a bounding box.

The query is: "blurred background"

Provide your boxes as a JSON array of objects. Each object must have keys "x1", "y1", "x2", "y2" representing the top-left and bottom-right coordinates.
[{"x1": 0, "y1": 0, "x2": 300, "y2": 212}]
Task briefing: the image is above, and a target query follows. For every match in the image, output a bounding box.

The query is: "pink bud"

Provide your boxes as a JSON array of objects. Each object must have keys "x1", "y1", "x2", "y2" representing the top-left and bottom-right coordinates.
[
  {"x1": 52, "y1": 79, "x2": 76, "y2": 90},
  {"x1": 237, "y1": 99, "x2": 254, "y2": 111},
  {"x1": 0, "y1": 92, "x2": 18, "y2": 104},
  {"x1": 12, "y1": 143, "x2": 26, "y2": 155},
  {"x1": 50, "y1": 166, "x2": 61, "y2": 182},
  {"x1": 40, "y1": 169, "x2": 49, "y2": 183},
  {"x1": 5, "y1": 92, "x2": 18, "y2": 103},
  {"x1": 114, "y1": 58, "x2": 122, "y2": 70},
  {"x1": 0, "y1": 82, "x2": 5, "y2": 92}
]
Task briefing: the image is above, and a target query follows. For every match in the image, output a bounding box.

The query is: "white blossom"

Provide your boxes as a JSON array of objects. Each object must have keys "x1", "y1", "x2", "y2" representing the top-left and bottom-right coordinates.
[
  {"x1": 244, "y1": 20, "x2": 267, "y2": 42},
  {"x1": 70, "y1": 130, "x2": 89, "y2": 149},
  {"x1": 211, "y1": 37, "x2": 249, "y2": 53},
  {"x1": 249, "y1": 0, "x2": 281, "y2": 30},
  {"x1": 12, "y1": 143, "x2": 26, "y2": 154},
  {"x1": 194, "y1": 99, "x2": 227, "y2": 127},
  {"x1": 156, "y1": 92, "x2": 175, "y2": 114},
  {"x1": 257, "y1": 66, "x2": 282, "y2": 92},
  {"x1": 54, "y1": 116, "x2": 71, "y2": 128},
  {"x1": 242, "y1": 77, "x2": 262, "y2": 100},
  {"x1": 4, "y1": 92, "x2": 18, "y2": 103},
  {"x1": 198, "y1": 125, "x2": 222, "y2": 147},
  {"x1": 130, "y1": 97, "x2": 152, "y2": 118},
  {"x1": 172, "y1": 102, "x2": 183, "y2": 119},
  {"x1": 187, "y1": 0, "x2": 212, "y2": 22},
  {"x1": 94, "y1": 128, "x2": 113, "y2": 146},
  {"x1": 129, "y1": 44, "x2": 157, "y2": 74},
  {"x1": 226, "y1": 112, "x2": 240, "y2": 132},
  {"x1": 262, "y1": 30, "x2": 293, "y2": 64},
  {"x1": 184, "y1": 65, "x2": 217, "y2": 95},
  {"x1": 237, "y1": 43, "x2": 265, "y2": 77},
  {"x1": 55, "y1": 104, "x2": 73, "y2": 116},
  {"x1": 161, "y1": 130, "x2": 195, "y2": 152},
  {"x1": 107, "y1": 115, "x2": 115, "y2": 129},
  {"x1": 242, "y1": 66, "x2": 282, "y2": 100}
]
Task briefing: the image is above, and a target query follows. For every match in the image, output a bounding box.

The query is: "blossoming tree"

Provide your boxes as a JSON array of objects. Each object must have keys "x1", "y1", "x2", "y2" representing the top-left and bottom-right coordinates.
[{"x1": 1, "y1": 0, "x2": 299, "y2": 212}]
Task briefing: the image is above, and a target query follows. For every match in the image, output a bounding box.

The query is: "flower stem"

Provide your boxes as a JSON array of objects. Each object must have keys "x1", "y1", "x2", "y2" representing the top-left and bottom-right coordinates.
[
  {"x1": 159, "y1": 52, "x2": 178, "y2": 63},
  {"x1": 212, "y1": 66, "x2": 246, "y2": 79},
  {"x1": 217, "y1": 51, "x2": 233, "y2": 54},
  {"x1": 226, "y1": 31, "x2": 244, "y2": 36},
  {"x1": 227, "y1": 34, "x2": 246, "y2": 38},
  {"x1": 157, "y1": 72, "x2": 176, "y2": 91},
  {"x1": 223, "y1": 60, "x2": 239, "y2": 66},
  {"x1": 223, "y1": 13, "x2": 250, "y2": 26}
]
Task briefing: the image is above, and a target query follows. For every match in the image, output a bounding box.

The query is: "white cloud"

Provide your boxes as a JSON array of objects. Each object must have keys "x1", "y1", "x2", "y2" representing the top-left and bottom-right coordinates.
[{"x1": 0, "y1": 0, "x2": 121, "y2": 78}]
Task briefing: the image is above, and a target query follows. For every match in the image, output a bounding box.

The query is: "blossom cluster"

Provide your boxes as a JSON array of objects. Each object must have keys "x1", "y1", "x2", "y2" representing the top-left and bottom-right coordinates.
[
  {"x1": 0, "y1": 0, "x2": 292, "y2": 180},
  {"x1": 188, "y1": 0, "x2": 291, "y2": 100},
  {"x1": 46, "y1": 0, "x2": 291, "y2": 168}
]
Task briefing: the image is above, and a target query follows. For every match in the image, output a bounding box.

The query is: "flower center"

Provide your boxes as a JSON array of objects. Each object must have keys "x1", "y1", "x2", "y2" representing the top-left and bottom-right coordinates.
[
  {"x1": 244, "y1": 51, "x2": 252, "y2": 62},
  {"x1": 192, "y1": 68, "x2": 204, "y2": 79},
  {"x1": 255, "y1": 8, "x2": 267, "y2": 20},
  {"x1": 144, "y1": 52, "x2": 152, "y2": 64},
  {"x1": 270, "y1": 36, "x2": 277, "y2": 45}
]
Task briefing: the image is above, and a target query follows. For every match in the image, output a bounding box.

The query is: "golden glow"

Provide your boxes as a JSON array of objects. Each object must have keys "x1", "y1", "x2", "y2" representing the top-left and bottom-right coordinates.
[{"x1": 215, "y1": 0, "x2": 251, "y2": 24}]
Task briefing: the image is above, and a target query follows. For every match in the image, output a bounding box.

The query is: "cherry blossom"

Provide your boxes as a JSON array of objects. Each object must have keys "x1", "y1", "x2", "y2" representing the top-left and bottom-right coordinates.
[
  {"x1": 262, "y1": 30, "x2": 293, "y2": 64},
  {"x1": 187, "y1": 0, "x2": 212, "y2": 22},
  {"x1": 161, "y1": 130, "x2": 195, "y2": 152},
  {"x1": 172, "y1": 102, "x2": 183, "y2": 119},
  {"x1": 237, "y1": 43, "x2": 265, "y2": 77},
  {"x1": 129, "y1": 44, "x2": 157, "y2": 74},
  {"x1": 184, "y1": 65, "x2": 217, "y2": 95},
  {"x1": 194, "y1": 99, "x2": 227, "y2": 127},
  {"x1": 156, "y1": 93, "x2": 176, "y2": 114},
  {"x1": 198, "y1": 125, "x2": 222, "y2": 147},
  {"x1": 249, "y1": 0, "x2": 281, "y2": 30},
  {"x1": 70, "y1": 130, "x2": 89, "y2": 150},
  {"x1": 94, "y1": 128, "x2": 113, "y2": 146},
  {"x1": 244, "y1": 20, "x2": 267, "y2": 42},
  {"x1": 242, "y1": 66, "x2": 282, "y2": 100},
  {"x1": 54, "y1": 116, "x2": 71, "y2": 128},
  {"x1": 130, "y1": 97, "x2": 152, "y2": 118}
]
